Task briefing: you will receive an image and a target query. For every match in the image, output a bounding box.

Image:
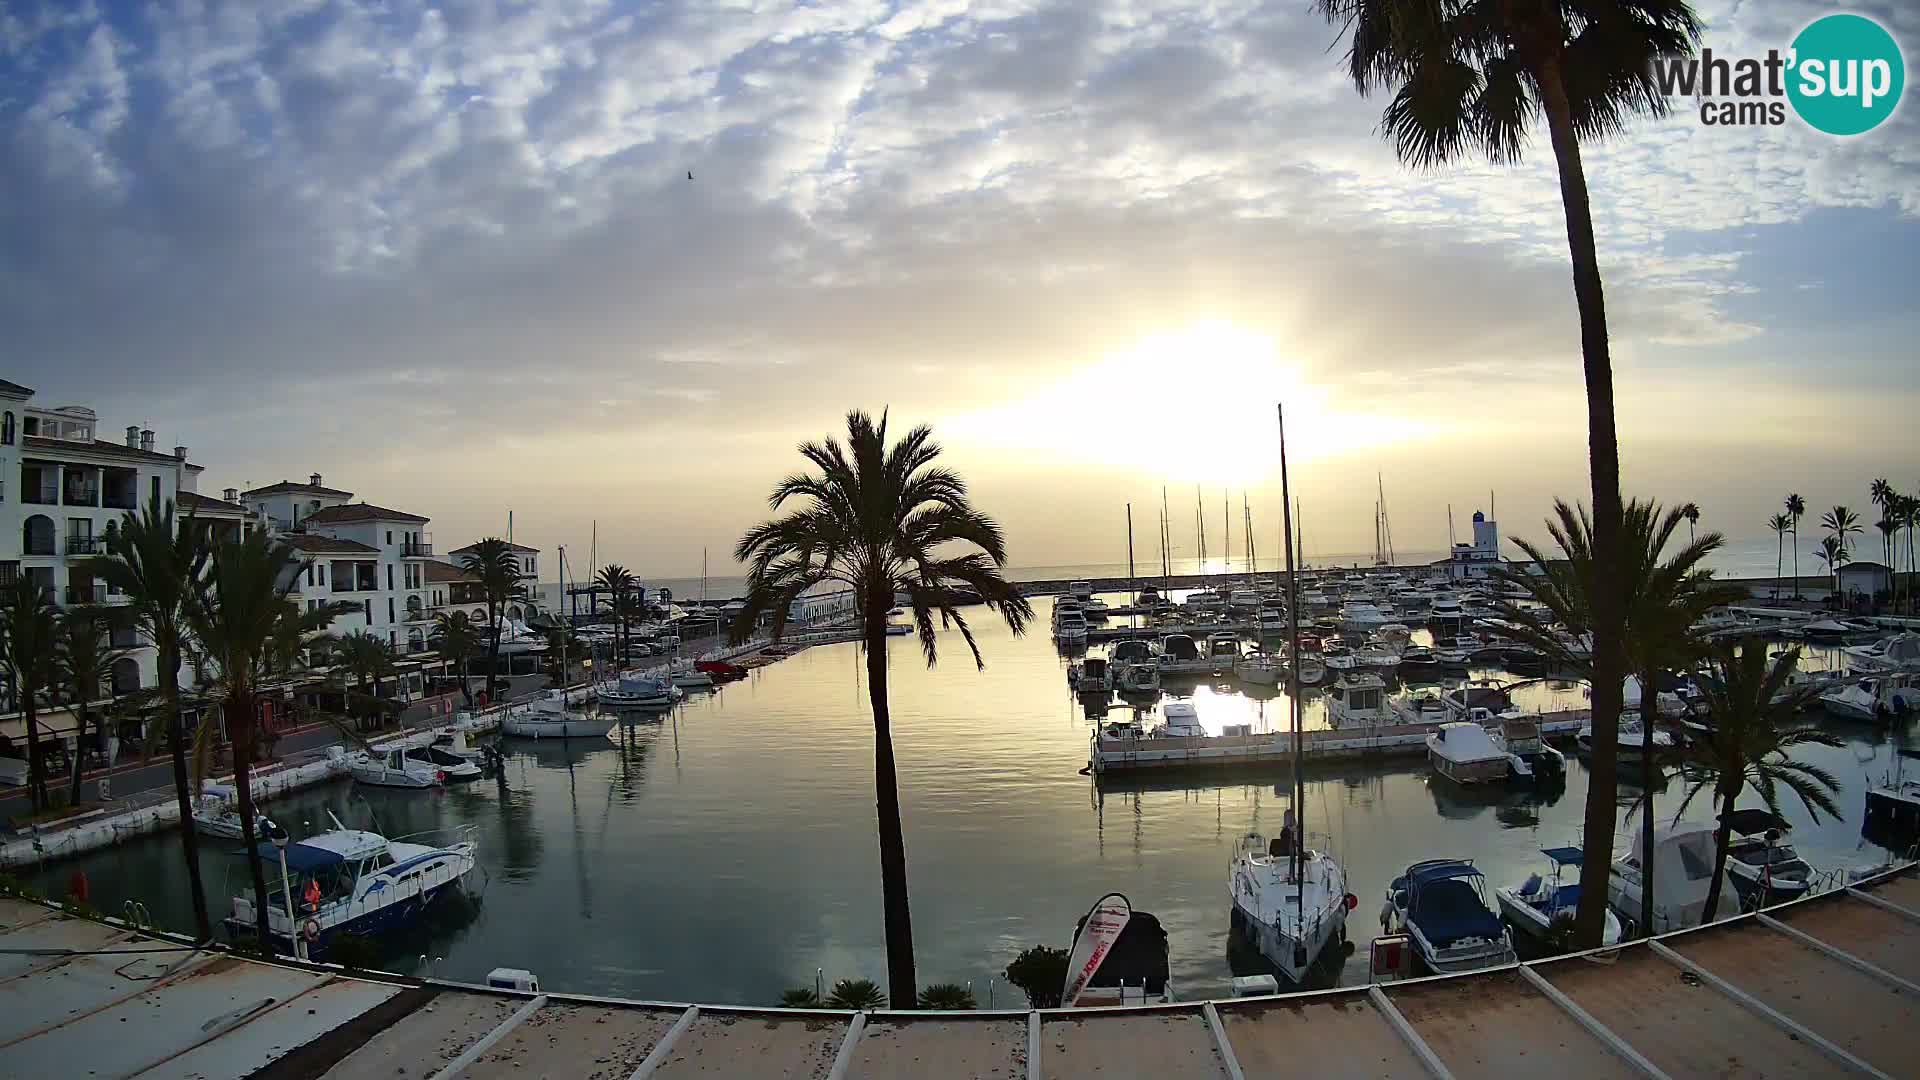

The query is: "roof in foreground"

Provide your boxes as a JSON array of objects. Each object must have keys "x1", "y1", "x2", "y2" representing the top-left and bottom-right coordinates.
[
  {"x1": 301, "y1": 502, "x2": 430, "y2": 524},
  {"x1": 0, "y1": 864, "x2": 1914, "y2": 1078},
  {"x1": 424, "y1": 560, "x2": 476, "y2": 583},
  {"x1": 21, "y1": 435, "x2": 204, "y2": 470},
  {"x1": 285, "y1": 533, "x2": 381, "y2": 555}
]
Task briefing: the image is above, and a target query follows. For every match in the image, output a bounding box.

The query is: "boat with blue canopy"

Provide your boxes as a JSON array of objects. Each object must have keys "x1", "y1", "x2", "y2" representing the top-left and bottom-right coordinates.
[
  {"x1": 1380, "y1": 858, "x2": 1516, "y2": 975},
  {"x1": 1494, "y1": 847, "x2": 1622, "y2": 947}
]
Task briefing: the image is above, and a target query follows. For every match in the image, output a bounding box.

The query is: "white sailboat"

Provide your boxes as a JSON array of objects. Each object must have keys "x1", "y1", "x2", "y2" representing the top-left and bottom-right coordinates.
[{"x1": 1227, "y1": 403, "x2": 1352, "y2": 986}]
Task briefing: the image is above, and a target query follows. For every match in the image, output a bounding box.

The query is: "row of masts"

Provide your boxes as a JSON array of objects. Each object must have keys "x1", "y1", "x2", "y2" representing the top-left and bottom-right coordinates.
[{"x1": 1145, "y1": 488, "x2": 1308, "y2": 583}]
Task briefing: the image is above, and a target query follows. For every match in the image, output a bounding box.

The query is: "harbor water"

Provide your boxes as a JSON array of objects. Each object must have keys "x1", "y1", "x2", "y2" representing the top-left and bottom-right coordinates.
[{"x1": 34, "y1": 593, "x2": 1912, "y2": 1005}]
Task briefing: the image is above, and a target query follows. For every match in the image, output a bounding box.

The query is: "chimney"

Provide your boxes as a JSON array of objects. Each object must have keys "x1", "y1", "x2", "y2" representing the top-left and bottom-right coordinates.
[
  {"x1": 139, "y1": 428, "x2": 155, "y2": 453},
  {"x1": 173, "y1": 445, "x2": 187, "y2": 461},
  {"x1": 125, "y1": 425, "x2": 139, "y2": 447},
  {"x1": 223, "y1": 487, "x2": 238, "y2": 503},
  {"x1": 309, "y1": 472, "x2": 323, "y2": 487}
]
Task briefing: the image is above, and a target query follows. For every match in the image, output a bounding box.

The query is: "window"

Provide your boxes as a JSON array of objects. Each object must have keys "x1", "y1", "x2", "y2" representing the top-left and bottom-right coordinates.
[
  {"x1": 388, "y1": 630, "x2": 396, "y2": 646},
  {"x1": 387, "y1": 597, "x2": 395, "y2": 623},
  {"x1": 306, "y1": 565, "x2": 314, "y2": 586},
  {"x1": 21, "y1": 415, "x2": 35, "y2": 436},
  {"x1": 386, "y1": 530, "x2": 393, "y2": 545},
  {"x1": 386, "y1": 564, "x2": 393, "y2": 590},
  {"x1": 1, "y1": 411, "x2": 12, "y2": 445},
  {"x1": 363, "y1": 600, "x2": 371, "y2": 622},
  {"x1": 150, "y1": 476, "x2": 159, "y2": 507}
]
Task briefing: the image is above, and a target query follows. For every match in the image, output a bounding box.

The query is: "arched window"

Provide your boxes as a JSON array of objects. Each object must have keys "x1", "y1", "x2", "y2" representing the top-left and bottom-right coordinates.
[
  {"x1": 1, "y1": 411, "x2": 13, "y2": 445},
  {"x1": 111, "y1": 657, "x2": 141, "y2": 696}
]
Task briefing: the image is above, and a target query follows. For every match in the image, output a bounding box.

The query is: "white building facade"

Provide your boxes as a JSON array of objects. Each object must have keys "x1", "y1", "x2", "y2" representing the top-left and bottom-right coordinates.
[{"x1": 1443, "y1": 511, "x2": 1503, "y2": 582}]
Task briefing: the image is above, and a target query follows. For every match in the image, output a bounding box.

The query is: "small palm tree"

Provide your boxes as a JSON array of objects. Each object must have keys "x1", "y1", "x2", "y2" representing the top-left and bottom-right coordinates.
[
  {"x1": 779, "y1": 988, "x2": 822, "y2": 1008},
  {"x1": 189, "y1": 531, "x2": 342, "y2": 948},
  {"x1": 731, "y1": 411, "x2": 1033, "y2": 1006},
  {"x1": 87, "y1": 497, "x2": 213, "y2": 938},
  {"x1": 1785, "y1": 494, "x2": 1806, "y2": 598},
  {"x1": 459, "y1": 539, "x2": 525, "y2": 700},
  {"x1": 1816, "y1": 536, "x2": 1844, "y2": 601},
  {"x1": 1, "y1": 577, "x2": 59, "y2": 811},
  {"x1": 1766, "y1": 513, "x2": 1792, "y2": 600},
  {"x1": 1875, "y1": 518, "x2": 1898, "y2": 604},
  {"x1": 53, "y1": 610, "x2": 125, "y2": 805},
  {"x1": 1901, "y1": 494, "x2": 1920, "y2": 614},
  {"x1": 1680, "y1": 502, "x2": 1701, "y2": 544},
  {"x1": 1822, "y1": 506, "x2": 1861, "y2": 565},
  {"x1": 1870, "y1": 478, "x2": 1894, "y2": 566},
  {"x1": 1674, "y1": 641, "x2": 1841, "y2": 921},
  {"x1": 825, "y1": 978, "x2": 886, "y2": 1010},
  {"x1": 431, "y1": 611, "x2": 480, "y2": 706},
  {"x1": 593, "y1": 564, "x2": 634, "y2": 665},
  {"x1": 331, "y1": 631, "x2": 399, "y2": 731},
  {"x1": 917, "y1": 983, "x2": 977, "y2": 1010}
]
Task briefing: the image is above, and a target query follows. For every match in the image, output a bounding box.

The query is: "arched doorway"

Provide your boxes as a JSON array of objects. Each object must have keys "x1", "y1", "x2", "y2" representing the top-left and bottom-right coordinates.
[
  {"x1": 22, "y1": 515, "x2": 54, "y2": 556},
  {"x1": 407, "y1": 628, "x2": 425, "y2": 654},
  {"x1": 111, "y1": 657, "x2": 140, "y2": 695}
]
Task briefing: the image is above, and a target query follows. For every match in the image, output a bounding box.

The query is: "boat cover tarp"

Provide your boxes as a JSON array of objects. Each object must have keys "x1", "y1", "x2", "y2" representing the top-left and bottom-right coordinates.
[
  {"x1": 1410, "y1": 880, "x2": 1505, "y2": 948},
  {"x1": 1073, "y1": 909, "x2": 1170, "y2": 993},
  {"x1": 249, "y1": 841, "x2": 346, "y2": 873}
]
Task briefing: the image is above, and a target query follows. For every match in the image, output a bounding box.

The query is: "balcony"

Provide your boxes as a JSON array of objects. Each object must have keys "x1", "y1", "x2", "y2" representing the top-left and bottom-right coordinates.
[
  {"x1": 65, "y1": 583, "x2": 106, "y2": 605},
  {"x1": 65, "y1": 535, "x2": 102, "y2": 556},
  {"x1": 111, "y1": 625, "x2": 139, "y2": 649},
  {"x1": 405, "y1": 603, "x2": 436, "y2": 623},
  {"x1": 402, "y1": 540, "x2": 433, "y2": 557},
  {"x1": 103, "y1": 490, "x2": 138, "y2": 511},
  {"x1": 63, "y1": 485, "x2": 99, "y2": 508},
  {"x1": 21, "y1": 487, "x2": 58, "y2": 506}
]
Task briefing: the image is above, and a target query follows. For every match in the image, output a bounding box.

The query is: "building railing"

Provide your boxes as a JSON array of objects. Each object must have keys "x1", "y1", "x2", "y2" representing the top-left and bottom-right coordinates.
[
  {"x1": 65, "y1": 584, "x2": 106, "y2": 605},
  {"x1": 65, "y1": 536, "x2": 102, "y2": 556},
  {"x1": 402, "y1": 540, "x2": 433, "y2": 557},
  {"x1": 21, "y1": 488, "x2": 58, "y2": 506},
  {"x1": 63, "y1": 488, "x2": 99, "y2": 507},
  {"x1": 102, "y1": 492, "x2": 138, "y2": 510}
]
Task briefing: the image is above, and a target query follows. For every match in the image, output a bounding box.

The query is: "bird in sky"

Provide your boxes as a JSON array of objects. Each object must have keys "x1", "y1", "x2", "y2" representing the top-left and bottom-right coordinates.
[{"x1": 687, "y1": 170, "x2": 693, "y2": 180}]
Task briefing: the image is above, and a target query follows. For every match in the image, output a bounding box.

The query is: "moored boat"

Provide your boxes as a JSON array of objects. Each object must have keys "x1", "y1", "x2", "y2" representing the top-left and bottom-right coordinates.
[
  {"x1": 1230, "y1": 823, "x2": 1352, "y2": 985},
  {"x1": 343, "y1": 747, "x2": 444, "y2": 789},
  {"x1": 1426, "y1": 723, "x2": 1510, "y2": 785},
  {"x1": 1495, "y1": 847, "x2": 1622, "y2": 948},
  {"x1": 191, "y1": 784, "x2": 277, "y2": 841},
  {"x1": 595, "y1": 674, "x2": 679, "y2": 709},
  {"x1": 1379, "y1": 859, "x2": 1516, "y2": 975},
  {"x1": 500, "y1": 694, "x2": 619, "y2": 739}
]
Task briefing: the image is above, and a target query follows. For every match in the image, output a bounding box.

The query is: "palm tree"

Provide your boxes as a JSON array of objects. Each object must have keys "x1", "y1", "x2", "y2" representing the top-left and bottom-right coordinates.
[
  {"x1": 593, "y1": 564, "x2": 634, "y2": 665},
  {"x1": 1766, "y1": 513, "x2": 1792, "y2": 600},
  {"x1": 1815, "y1": 536, "x2": 1843, "y2": 599},
  {"x1": 331, "y1": 631, "x2": 399, "y2": 731},
  {"x1": 1, "y1": 577, "x2": 59, "y2": 811},
  {"x1": 1822, "y1": 506, "x2": 1862, "y2": 600},
  {"x1": 1310, "y1": 0, "x2": 1699, "y2": 945},
  {"x1": 1673, "y1": 641, "x2": 1840, "y2": 921},
  {"x1": 1875, "y1": 517, "x2": 1898, "y2": 605},
  {"x1": 53, "y1": 609, "x2": 125, "y2": 805},
  {"x1": 825, "y1": 978, "x2": 887, "y2": 1010},
  {"x1": 431, "y1": 611, "x2": 480, "y2": 705},
  {"x1": 458, "y1": 539, "x2": 525, "y2": 701},
  {"x1": 87, "y1": 497, "x2": 213, "y2": 938},
  {"x1": 731, "y1": 411, "x2": 1033, "y2": 1006},
  {"x1": 1785, "y1": 494, "x2": 1806, "y2": 598},
  {"x1": 1901, "y1": 494, "x2": 1919, "y2": 614},
  {"x1": 189, "y1": 531, "x2": 341, "y2": 948},
  {"x1": 1679, "y1": 502, "x2": 1700, "y2": 544},
  {"x1": 1870, "y1": 478, "x2": 1894, "y2": 567},
  {"x1": 1496, "y1": 499, "x2": 1740, "y2": 938}
]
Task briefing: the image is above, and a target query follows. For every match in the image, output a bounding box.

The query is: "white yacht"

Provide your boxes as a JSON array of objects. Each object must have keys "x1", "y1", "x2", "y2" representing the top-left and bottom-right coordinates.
[
  {"x1": 1325, "y1": 672, "x2": 1392, "y2": 728},
  {"x1": 1608, "y1": 825, "x2": 1740, "y2": 934},
  {"x1": 1256, "y1": 598, "x2": 1288, "y2": 636},
  {"x1": 1844, "y1": 632, "x2": 1920, "y2": 674},
  {"x1": 1083, "y1": 597, "x2": 1111, "y2": 620},
  {"x1": 1441, "y1": 679, "x2": 1524, "y2": 723},
  {"x1": 595, "y1": 673, "x2": 679, "y2": 709},
  {"x1": 342, "y1": 747, "x2": 444, "y2": 789},
  {"x1": 1822, "y1": 674, "x2": 1920, "y2": 722},
  {"x1": 1229, "y1": 588, "x2": 1262, "y2": 612},
  {"x1": 1184, "y1": 589, "x2": 1226, "y2": 610},
  {"x1": 1380, "y1": 860, "x2": 1515, "y2": 975},
  {"x1": 1069, "y1": 580, "x2": 1094, "y2": 600},
  {"x1": 1230, "y1": 825, "x2": 1350, "y2": 985},
  {"x1": 1235, "y1": 648, "x2": 1282, "y2": 686},
  {"x1": 191, "y1": 784, "x2": 276, "y2": 841},
  {"x1": 669, "y1": 662, "x2": 716, "y2": 689},
  {"x1": 1156, "y1": 634, "x2": 1210, "y2": 675},
  {"x1": 1054, "y1": 609, "x2": 1090, "y2": 645},
  {"x1": 1426, "y1": 723, "x2": 1511, "y2": 785},
  {"x1": 1152, "y1": 701, "x2": 1207, "y2": 738},
  {"x1": 1206, "y1": 632, "x2": 1242, "y2": 674},
  {"x1": 1339, "y1": 601, "x2": 1394, "y2": 637},
  {"x1": 1496, "y1": 848, "x2": 1622, "y2": 948},
  {"x1": 403, "y1": 743, "x2": 483, "y2": 782},
  {"x1": 1576, "y1": 717, "x2": 1674, "y2": 762},
  {"x1": 226, "y1": 817, "x2": 478, "y2": 959},
  {"x1": 500, "y1": 693, "x2": 619, "y2": 739},
  {"x1": 1069, "y1": 657, "x2": 1114, "y2": 695}
]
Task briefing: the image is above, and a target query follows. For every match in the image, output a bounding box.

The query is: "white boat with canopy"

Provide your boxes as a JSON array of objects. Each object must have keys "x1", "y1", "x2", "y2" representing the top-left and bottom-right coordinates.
[{"x1": 1495, "y1": 847, "x2": 1622, "y2": 947}]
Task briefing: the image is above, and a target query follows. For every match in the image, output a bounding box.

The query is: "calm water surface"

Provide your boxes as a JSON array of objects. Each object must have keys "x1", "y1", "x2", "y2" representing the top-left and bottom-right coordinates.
[{"x1": 40, "y1": 593, "x2": 1911, "y2": 1006}]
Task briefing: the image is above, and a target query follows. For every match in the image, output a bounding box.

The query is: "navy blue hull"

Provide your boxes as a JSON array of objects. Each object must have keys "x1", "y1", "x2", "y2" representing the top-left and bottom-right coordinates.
[{"x1": 226, "y1": 882, "x2": 455, "y2": 957}]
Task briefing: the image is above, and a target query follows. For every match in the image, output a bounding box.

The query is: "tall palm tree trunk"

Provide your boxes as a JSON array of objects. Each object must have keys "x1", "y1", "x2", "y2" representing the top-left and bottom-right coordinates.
[
  {"x1": 1774, "y1": 532, "x2": 1783, "y2": 599},
  {"x1": 1790, "y1": 525, "x2": 1799, "y2": 598},
  {"x1": 161, "y1": 646, "x2": 212, "y2": 939},
  {"x1": 864, "y1": 587, "x2": 916, "y2": 1007},
  {"x1": 226, "y1": 691, "x2": 274, "y2": 948},
  {"x1": 67, "y1": 703, "x2": 89, "y2": 806},
  {"x1": 1701, "y1": 785, "x2": 1738, "y2": 924},
  {"x1": 1540, "y1": 64, "x2": 1627, "y2": 949},
  {"x1": 24, "y1": 696, "x2": 46, "y2": 812}
]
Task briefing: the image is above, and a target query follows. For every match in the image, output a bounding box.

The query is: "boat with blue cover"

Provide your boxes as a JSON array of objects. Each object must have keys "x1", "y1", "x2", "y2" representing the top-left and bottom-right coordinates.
[
  {"x1": 1379, "y1": 859, "x2": 1516, "y2": 975},
  {"x1": 1494, "y1": 847, "x2": 1622, "y2": 947}
]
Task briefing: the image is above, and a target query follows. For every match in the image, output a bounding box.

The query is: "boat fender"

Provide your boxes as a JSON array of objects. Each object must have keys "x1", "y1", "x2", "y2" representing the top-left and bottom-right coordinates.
[
  {"x1": 1343, "y1": 892, "x2": 1358, "y2": 911},
  {"x1": 302, "y1": 918, "x2": 321, "y2": 943}
]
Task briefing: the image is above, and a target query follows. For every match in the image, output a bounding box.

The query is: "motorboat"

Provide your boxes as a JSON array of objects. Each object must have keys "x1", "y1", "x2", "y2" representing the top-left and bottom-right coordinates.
[
  {"x1": 500, "y1": 695, "x2": 620, "y2": 739},
  {"x1": 1442, "y1": 679, "x2": 1522, "y2": 723},
  {"x1": 1843, "y1": 632, "x2": 1920, "y2": 674},
  {"x1": 1152, "y1": 701, "x2": 1207, "y2": 738},
  {"x1": 430, "y1": 728, "x2": 501, "y2": 769},
  {"x1": 1821, "y1": 674, "x2": 1920, "y2": 723},
  {"x1": 1496, "y1": 848, "x2": 1622, "y2": 948},
  {"x1": 1428, "y1": 634, "x2": 1475, "y2": 667},
  {"x1": 1375, "y1": 623, "x2": 1413, "y2": 648},
  {"x1": 191, "y1": 784, "x2": 276, "y2": 842},
  {"x1": 1257, "y1": 600, "x2": 1288, "y2": 637},
  {"x1": 883, "y1": 623, "x2": 913, "y2": 636},
  {"x1": 1061, "y1": 893, "x2": 1175, "y2": 1006},
  {"x1": 1136, "y1": 585, "x2": 1163, "y2": 608},
  {"x1": 1426, "y1": 723, "x2": 1510, "y2": 785},
  {"x1": 1339, "y1": 601, "x2": 1394, "y2": 637},
  {"x1": 1325, "y1": 672, "x2": 1392, "y2": 728},
  {"x1": 1607, "y1": 824, "x2": 1741, "y2": 935},
  {"x1": 1721, "y1": 809, "x2": 1817, "y2": 909},
  {"x1": 1492, "y1": 716, "x2": 1565, "y2": 783},
  {"x1": 1184, "y1": 589, "x2": 1226, "y2": 610},
  {"x1": 1320, "y1": 637, "x2": 1358, "y2": 672},
  {"x1": 1351, "y1": 640, "x2": 1402, "y2": 672},
  {"x1": 1083, "y1": 598, "x2": 1111, "y2": 620},
  {"x1": 595, "y1": 674, "x2": 679, "y2": 709},
  {"x1": 1070, "y1": 657, "x2": 1114, "y2": 695},
  {"x1": 1117, "y1": 661, "x2": 1161, "y2": 694},
  {"x1": 669, "y1": 663, "x2": 716, "y2": 689},
  {"x1": 1206, "y1": 632, "x2": 1242, "y2": 674},
  {"x1": 342, "y1": 747, "x2": 444, "y2": 789},
  {"x1": 1397, "y1": 645, "x2": 1440, "y2": 675},
  {"x1": 1069, "y1": 580, "x2": 1094, "y2": 600},
  {"x1": 1576, "y1": 717, "x2": 1674, "y2": 762},
  {"x1": 1054, "y1": 610, "x2": 1090, "y2": 645},
  {"x1": 1392, "y1": 691, "x2": 1450, "y2": 725},
  {"x1": 225, "y1": 816, "x2": 478, "y2": 959},
  {"x1": 1229, "y1": 825, "x2": 1352, "y2": 985},
  {"x1": 695, "y1": 659, "x2": 750, "y2": 681},
  {"x1": 1293, "y1": 654, "x2": 1328, "y2": 687},
  {"x1": 1800, "y1": 618, "x2": 1871, "y2": 642},
  {"x1": 1229, "y1": 588, "x2": 1262, "y2": 612},
  {"x1": 1156, "y1": 634, "x2": 1210, "y2": 675},
  {"x1": 1235, "y1": 648, "x2": 1282, "y2": 686},
  {"x1": 1379, "y1": 860, "x2": 1516, "y2": 975},
  {"x1": 1864, "y1": 749, "x2": 1920, "y2": 834},
  {"x1": 403, "y1": 744, "x2": 483, "y2": 782},
  {"x1": 1623, "y1": 674, "x2": 1686, "y2": 718}
]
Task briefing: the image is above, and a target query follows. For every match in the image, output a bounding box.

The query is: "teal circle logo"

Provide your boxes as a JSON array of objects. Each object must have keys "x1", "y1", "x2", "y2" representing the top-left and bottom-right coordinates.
[{"x1": 1787, "y1": 14, "x2": 1904, "y2": 135}]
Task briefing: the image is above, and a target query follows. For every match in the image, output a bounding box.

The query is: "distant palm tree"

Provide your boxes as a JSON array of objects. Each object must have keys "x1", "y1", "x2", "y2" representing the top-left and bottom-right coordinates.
[
  {"x1": 431, "y1": 611, "x2": 480, "y2": 705},
  {"x1": 53, "y1": 609, "x2": 124, "y2": 806},
  {"x1": 1822, "y1": 507, "x2": 1862, "y2": 597},
  {"x1": 1875, "y1": 518, "x2": 1898, "y2": 602},
  {"x1": 1901, "y1": 494, "x2": 1919, "y2": 614},
  {"x1": 731, "y1": 411, "x2": 1033, "y2": 1006},
  {"x1": 1680, "y1": 502, "x2": 1701, "y2": 544},
  {"x1": 1, "y1": 577, "x2": 59, "y2": 811},
  {"x1": 1496, "y1": 499, "x2": 1739, "y2": 937},
  {"x1": 87, "y1": 497, "x2": 213, "y2": 938},
  {"x1": 332, "y1": 631, "x2": 399, "y2": 730},
  {"x1": 459, "y1": 539, "x2": 526, "y2": 701},
  {"x1": 1310, "y1": 0, "x2": 1699, "y2": 946},
  {"x1": 1766, "y1": 513, "x2": 1792, "y2": 600},
  {"x1": 1815, "y1": 536, "x2": 1844, "y2": 599},
  {"x1": 593, "y1": 564, "x2": 634, "y2": 665},
  {"x1": 189, "y1": 532, "x2": 341, "y2": 948},
  {"x1": 1674, "y1": 641, "x2": 1840, "y2": 921},
  {"x1": 1785, "y1": 494, "x2": 1806, "y2": 598}
]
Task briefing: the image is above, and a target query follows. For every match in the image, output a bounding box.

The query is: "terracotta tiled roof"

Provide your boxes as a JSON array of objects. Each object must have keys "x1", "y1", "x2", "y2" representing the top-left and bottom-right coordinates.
[
  {"x1": 448, "y1": 540, "x2": 538, "y2": 554},
  {"x1": 423, "y1": 561, "x2": 477, "y2": 583},
  {"x1": 299, "y1": 502, "x2": 429, "y2": 525},
  {"x1": 242, "y1": 479, "x2": 355, "y2": 498},
  {"x1": 21, "y1": 436, "x2": 204, "y2": 470},
  {"x1": 284, "y1": 534, "x2": 380, "y2": 555},
  {"x1": 177, "y1": 491, "x2": 250, "y2": 515}
]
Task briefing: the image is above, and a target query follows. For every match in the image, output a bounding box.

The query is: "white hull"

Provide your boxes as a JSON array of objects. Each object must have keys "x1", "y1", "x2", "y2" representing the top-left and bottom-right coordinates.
[
  {"x1": 1495, "y1": 889, "x2": 1622, "y2": 945},
  {"x1": 1230, "y1": 843, "x2": 1348, "y2": 985},
  {"x1": 596, "y1": 689, "x2": 678, "y2": 708},
  {"x1": 501, "y1": 713, "x2": 620, "y2": 739}
]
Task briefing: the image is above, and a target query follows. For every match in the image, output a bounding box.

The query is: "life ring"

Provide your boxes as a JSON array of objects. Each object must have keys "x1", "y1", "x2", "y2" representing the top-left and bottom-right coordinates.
[{"x1": 301, "y1": 918, "x2": 322, "y2": 943}]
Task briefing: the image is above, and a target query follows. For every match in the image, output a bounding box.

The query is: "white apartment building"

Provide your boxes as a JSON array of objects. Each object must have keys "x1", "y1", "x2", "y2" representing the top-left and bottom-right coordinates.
[{"x1": 0, "y1": 381, "x2": 210, "y2": 698}]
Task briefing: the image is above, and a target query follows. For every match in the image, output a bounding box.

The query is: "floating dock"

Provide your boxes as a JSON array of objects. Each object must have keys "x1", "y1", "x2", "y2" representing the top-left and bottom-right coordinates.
[
  {"x1": 1089, "y1": 712, "x2": 1590, "y2": 773},
  {"x1": 0, "y1": 864, "x2": 1915, "y2": 1077}
]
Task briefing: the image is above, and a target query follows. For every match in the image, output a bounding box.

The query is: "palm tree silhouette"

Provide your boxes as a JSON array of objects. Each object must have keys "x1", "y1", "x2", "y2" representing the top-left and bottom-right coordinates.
[{"x1": 1785, "y1": 494, "x2": 1806, "y2": 598}]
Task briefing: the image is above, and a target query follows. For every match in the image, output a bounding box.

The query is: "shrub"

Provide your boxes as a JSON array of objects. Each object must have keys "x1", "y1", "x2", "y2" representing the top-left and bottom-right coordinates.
[
  {"x1": 917, "y1": 983, "x2": 977, "y2": 1010},
  {"x1": 825, "y1": 978, "x2": 886, "y2": 1010},
  {"x1": 780, "y1": 987, "x2": 822, "y2": 1008},
  {"x1": 1004, "y1": 945, "x2": 1068, "y2": 1009}
]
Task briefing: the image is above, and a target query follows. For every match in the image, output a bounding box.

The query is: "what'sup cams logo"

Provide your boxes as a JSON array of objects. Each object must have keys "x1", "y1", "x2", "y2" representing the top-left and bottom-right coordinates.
[{"x1": 1654, "y1": 13, "x2": 1905, "y2": 135}]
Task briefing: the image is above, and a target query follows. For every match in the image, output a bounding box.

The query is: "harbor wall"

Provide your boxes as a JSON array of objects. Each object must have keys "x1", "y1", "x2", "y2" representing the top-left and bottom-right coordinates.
[{"x1": 1090, "y1": 712, "x2": 1589, "y2": 772}]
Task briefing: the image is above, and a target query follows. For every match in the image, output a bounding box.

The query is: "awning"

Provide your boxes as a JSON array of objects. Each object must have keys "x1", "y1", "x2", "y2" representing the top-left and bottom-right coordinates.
[
  {"x1": 248, "y1": 841, "x2": 347, "y2": 874},
  {"x1": 1540, "y1": 846, "x2": 1584, "y2": 866}
]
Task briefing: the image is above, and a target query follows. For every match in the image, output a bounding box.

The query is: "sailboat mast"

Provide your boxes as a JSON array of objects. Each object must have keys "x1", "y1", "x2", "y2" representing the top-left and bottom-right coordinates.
[
  {"x1": 1126, "y1": 503, "x2": 1136, "y2": 611},
  {"x1": 1277, "y1": 404, "x2": 1305, "y2": 916},
  {"x1": 1223, "y1": 491, "x2": 1231, "y2": 576},
  {"x1": 1196, "y1": 486, "x2": 1206, "y2": 571},
  {"x1": 1161, "y1": 487, "x2": 1171, "y2": 584}
]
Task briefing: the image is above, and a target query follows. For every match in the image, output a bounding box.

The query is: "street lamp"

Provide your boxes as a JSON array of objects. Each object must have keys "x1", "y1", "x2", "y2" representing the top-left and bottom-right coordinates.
[{"x1": 266, "y1": 821, "x2": 304, "y2": 962}]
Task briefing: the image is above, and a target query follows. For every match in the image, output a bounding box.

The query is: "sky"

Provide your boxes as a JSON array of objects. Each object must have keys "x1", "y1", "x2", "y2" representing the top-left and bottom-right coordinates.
[{"x1": 3, "y1": 0, "x2": 1916, "y2": 580}]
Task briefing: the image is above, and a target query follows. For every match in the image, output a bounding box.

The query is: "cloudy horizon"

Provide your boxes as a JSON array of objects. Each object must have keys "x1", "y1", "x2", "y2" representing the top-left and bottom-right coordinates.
[{"x1": 5, "y1": 0, "x2": 1915, "y2": 579}]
